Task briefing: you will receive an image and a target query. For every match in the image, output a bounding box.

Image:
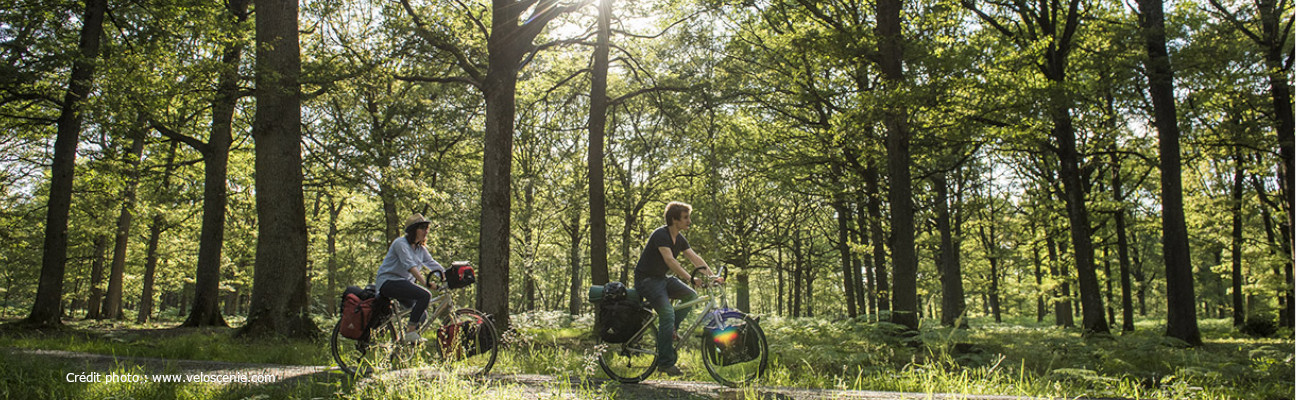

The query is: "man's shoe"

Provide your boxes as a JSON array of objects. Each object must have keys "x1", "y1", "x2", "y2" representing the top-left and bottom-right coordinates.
[{"x1": 657, "y1": 364, "x2": 685, "y2": 376}]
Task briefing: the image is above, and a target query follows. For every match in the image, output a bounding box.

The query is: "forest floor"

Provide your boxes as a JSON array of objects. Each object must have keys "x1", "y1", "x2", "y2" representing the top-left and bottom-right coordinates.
[
  {"x1": 0, "y1": 314, "x2": 1290, "y2": 399},
  {"x1": 4, "y1": 347, "x2": 1098, "y2": 399}
]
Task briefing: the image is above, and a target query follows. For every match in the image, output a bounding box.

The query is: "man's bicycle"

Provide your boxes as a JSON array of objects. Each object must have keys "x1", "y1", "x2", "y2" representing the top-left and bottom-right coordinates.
[
  {"x1": 593, "y1": 267, "x2": 769, "y2": 387},
  {"x1": 330, "y1": 271, "x2": 498, "y2": 376}
]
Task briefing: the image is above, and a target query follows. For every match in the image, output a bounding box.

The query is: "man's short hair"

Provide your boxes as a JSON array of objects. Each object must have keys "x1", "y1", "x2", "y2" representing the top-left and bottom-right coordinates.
[{"x1": 663, "y1": 201, "x2": 693, "y2": 226}]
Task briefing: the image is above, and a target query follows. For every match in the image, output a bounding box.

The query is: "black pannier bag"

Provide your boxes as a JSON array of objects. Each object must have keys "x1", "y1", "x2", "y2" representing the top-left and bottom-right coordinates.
[
  {"x1": 705, "y1": 309, "x2": 762, "y2": 366},
  {"x1": 596, "y1": 300, "x2": 652, "y2": 343},
  {"x1": 446, "y1": 261, "x2": 476, "y2": 289},
  {"x1": 589, "y1": 281, "x2": 651, "y2": 343}
]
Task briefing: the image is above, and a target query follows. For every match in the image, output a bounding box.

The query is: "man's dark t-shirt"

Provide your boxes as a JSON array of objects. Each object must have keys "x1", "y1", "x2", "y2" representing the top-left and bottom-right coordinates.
[{"x1": 634, "y1": 226, "x2": 690, "y2": 280}]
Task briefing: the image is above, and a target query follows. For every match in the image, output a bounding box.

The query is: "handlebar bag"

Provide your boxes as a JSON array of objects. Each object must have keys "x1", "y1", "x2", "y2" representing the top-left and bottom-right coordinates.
[{"x1": 446, "y1": 261, "x2": 476, "y2": 289}]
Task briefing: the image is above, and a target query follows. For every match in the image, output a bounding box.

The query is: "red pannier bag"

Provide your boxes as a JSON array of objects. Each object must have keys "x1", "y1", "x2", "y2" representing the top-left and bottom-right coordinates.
[{"x1": 340, "y1": 285, "x2": 377, "y2": 340}]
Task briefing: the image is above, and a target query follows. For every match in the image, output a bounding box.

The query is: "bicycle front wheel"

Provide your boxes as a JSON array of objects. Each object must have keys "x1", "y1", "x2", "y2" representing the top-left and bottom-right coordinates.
[
  {"x1": 701, "y1": 314, "x2": 768, "y2": 387},
  {"x1": 596, "y1": 319, "x2": 658, "y2": 383},
  {"x1": 432, "y1": 308, "x2": 499, "y2": 376},
  {"x1": 331, "y1": 319, "x2": 401, "y2": 376}
]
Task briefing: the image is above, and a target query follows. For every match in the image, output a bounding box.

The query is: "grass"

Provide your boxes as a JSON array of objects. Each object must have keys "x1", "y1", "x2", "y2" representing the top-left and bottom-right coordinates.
[
  {"x1": 0, "y1": 311, "x2": 1292, "y2": 399},
  {"x1": 0, "y1": 319, "x2": 330, "y2": 366}
]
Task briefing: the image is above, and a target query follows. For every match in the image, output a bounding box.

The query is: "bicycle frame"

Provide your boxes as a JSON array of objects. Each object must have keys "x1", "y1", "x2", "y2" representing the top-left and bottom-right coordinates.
[
  {"x1": 385, "y1": 287, "x2": 457, "y2": 332},
  {"x1": 631, "y1": 280, "x2": 730, "y2": 353}
]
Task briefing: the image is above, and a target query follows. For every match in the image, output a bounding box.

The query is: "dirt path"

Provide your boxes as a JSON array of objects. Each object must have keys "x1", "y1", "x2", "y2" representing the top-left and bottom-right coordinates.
[{"x1": 5, "y1": 348, "x2": 1084, "y2": 399}]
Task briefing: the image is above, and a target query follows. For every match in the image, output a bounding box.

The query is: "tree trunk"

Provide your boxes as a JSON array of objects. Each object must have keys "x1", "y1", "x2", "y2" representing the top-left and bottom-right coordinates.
[
  {"x1": 182, "y1": 134, "x2": 232, "y2": 327},
  {"x1": 1050, "y1": 96, "x2": 1106, "y2": 334},
  {"x1": 104, "y1": 127, "x2": 146, "y2": 320},
  {"x1": 1047, "y1": 233, "x2": 1074, "y2": 327},
  {"x1": 324, "y1": 196, "x2": 345, "y2": 317},
  {"x1": 857, "y1": 203, "x2": 875, "y2": 316},
  {"x1": 1138, "y1": 0, "x2": 1200, "y2": 345},
  {"x1": 27, "y1": 0, "x2": 108, "y2": 327},
  {"x1": 1033, "y1": 232, "x2": 1045, "y2": 323},
  {"x1": 473, "y1": 0, "x2": 582, "y2": 329},
  {"x1": 172, "y1": 0, "x2": 249, "y2": 328},
  {"x1": 587, "y1": 0, "x2": 612, "y2": 286},
  {"x1": 736, "y1": 270, "x2": 751, "y2": 313},
  {"x1": 1230, "y1": 151, "x2": 1245, "y2": 326},
  {"x1": 1052, "y1": 108, "x2": 1106, "y2": 334},
  {"x1": 137, "y1": 141, "x2": 178, "y2": 324},
  {"x1": 805, "y1": 257, "x2": 815, "y2": 317},
  {"x1": 1110, "y1": 152, "x2": 1136, "y2": 332},
  {"x1": 566, "y1": 209, "x2": 584, "y2": 316},
  {"x1": 935, "y1": 174, "x2": 965, "y2": 327},
  {"x1": 852, "y1": 206, "x2": 867, "y2": 315},
  {"x1": 833, "y1": 198, "x2": 857, "y2": 318},
  {"x1": 1132, "y1": 242, "x2": 1148, "y2": 317},
  {"x1": 1252, "y1": 174, "x2": 1293, "y2": 326},
  {"x1": 86, "y1": 236, "x2": 108, "y2": 320},
  {"x1": 977, "y1": 197, "x2": 1001, "y2": 324},
  {"x1": 877, "y1": 0, "x2": 917, "y2": 331},
  {"x1": 240, "y1": 0, "x2": 316, "y2": 338},
  {"x1": 777, "y1": 249, "x2": 785, "y2": 317},
  {"x1": 137, "y1": 214, "x2": 164, "y2": 324},
  {"x1": 1103, "y1": 246, "x2": 1115, "y2": 327},
  {"x1": 867, "y1": 160, "x2": 889, "y2": 318},
  {"x1": 791, "y1": 233, "x2": 803, "y2": 318}
]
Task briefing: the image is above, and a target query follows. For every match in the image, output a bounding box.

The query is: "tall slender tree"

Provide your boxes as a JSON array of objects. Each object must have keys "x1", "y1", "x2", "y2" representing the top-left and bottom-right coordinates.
[
  {"x1": 27, "y1": 0, "x2": 108, "y2": 326},
  {"x1": 935, "y1": 172, "x2": 965, "y2": 327},
  {"x1": 1207, "y1": 0, "x2": 1294, "y2": 262},
  {"x1": 877, "y1": 0, "x2": 918, "y2": 331},
  {"x1": 401, "y1": 0, "x2": 588, "y2": 327},
  {"x1": 1137, "y1": 0, "x2": 1200, "y2": 346},
  {"x1": 148, "y1": 0, "x2": 251, "y2": 328},
  {"x1": 137, "y1": 141, "x2": 179, "y2": 323},
  {"x1": 103, "y1": 124, "x2": 147, "y2": 320},
  {"x1": 588, "y1": 0, "x2": 613, "y2": 286},
  {"x1": 964, "y1": 0, "x2": 1108, "y2": 334}
]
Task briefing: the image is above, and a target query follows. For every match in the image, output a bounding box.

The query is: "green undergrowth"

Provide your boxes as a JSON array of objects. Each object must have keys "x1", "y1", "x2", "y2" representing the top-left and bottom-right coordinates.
[
  {"x1": 0, "y1": 351, "x2": 624, "y2": 400},
  {"x1": 0, "y1": 317, "x2": 329, "y2": 366},
  {"x1": 1, "y1": 312, "x2": 1292, "y2": 399},
  {"x1": 500, "y1": 312, "x2": 1295, "y2": 400},
  {"x1": 0, "y1": 353, "x2": 340, "y2": 400}
]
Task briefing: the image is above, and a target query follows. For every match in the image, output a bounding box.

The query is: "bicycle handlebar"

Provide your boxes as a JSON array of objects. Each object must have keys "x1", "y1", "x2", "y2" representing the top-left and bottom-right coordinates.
[{"x1": 690, "y1": 266, "x2": 725, "y2": 289}]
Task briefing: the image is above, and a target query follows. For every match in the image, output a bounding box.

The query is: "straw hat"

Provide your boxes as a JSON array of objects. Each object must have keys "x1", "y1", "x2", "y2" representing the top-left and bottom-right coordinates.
[{"x1": 404, "y1": 213, "x2": 431, "y2": 231}]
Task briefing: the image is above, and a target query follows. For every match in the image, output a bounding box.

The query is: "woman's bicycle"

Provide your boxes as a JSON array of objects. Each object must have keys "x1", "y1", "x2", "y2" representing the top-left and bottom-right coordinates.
[
  {"x1": 593, "y1": 267, "x2": 769, "y2": 387},
  {"x1": 330, "y1": 270, "x2": 498, "y2": 377}
]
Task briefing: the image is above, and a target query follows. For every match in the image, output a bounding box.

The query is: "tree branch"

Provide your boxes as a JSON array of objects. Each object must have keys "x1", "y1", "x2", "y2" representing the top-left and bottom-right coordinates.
[{"x1": 400, "y1": 0, "x2": 485, "y2": 84}]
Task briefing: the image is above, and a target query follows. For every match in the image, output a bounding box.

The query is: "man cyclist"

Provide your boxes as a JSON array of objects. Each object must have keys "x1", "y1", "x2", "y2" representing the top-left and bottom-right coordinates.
[{"x1": 633, "y1": 201, "x2": 723, "y2": 376}]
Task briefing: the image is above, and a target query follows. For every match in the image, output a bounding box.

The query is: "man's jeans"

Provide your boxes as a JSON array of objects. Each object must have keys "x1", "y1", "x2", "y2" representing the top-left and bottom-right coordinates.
[{"x1": 635, "y1": 276, "x2": 698, "y2": 368}]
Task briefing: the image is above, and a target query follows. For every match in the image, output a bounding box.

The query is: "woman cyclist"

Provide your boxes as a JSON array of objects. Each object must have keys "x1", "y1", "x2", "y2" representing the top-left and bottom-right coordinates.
[{"x1": 376, "y1": 213, "x2": 445, "y2": 343}]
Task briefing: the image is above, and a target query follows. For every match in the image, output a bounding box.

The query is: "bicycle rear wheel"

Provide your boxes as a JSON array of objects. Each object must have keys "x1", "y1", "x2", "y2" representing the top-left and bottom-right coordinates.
[
  {"x1": 596, "y1": 319, "x2": 658, "y2": 383},
  {"x1": 331, "y1": 319, "x2": 401, "y2": 376},
  {"x1": 701, "y1": 314, "x2": 768, "y2": 387}
]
